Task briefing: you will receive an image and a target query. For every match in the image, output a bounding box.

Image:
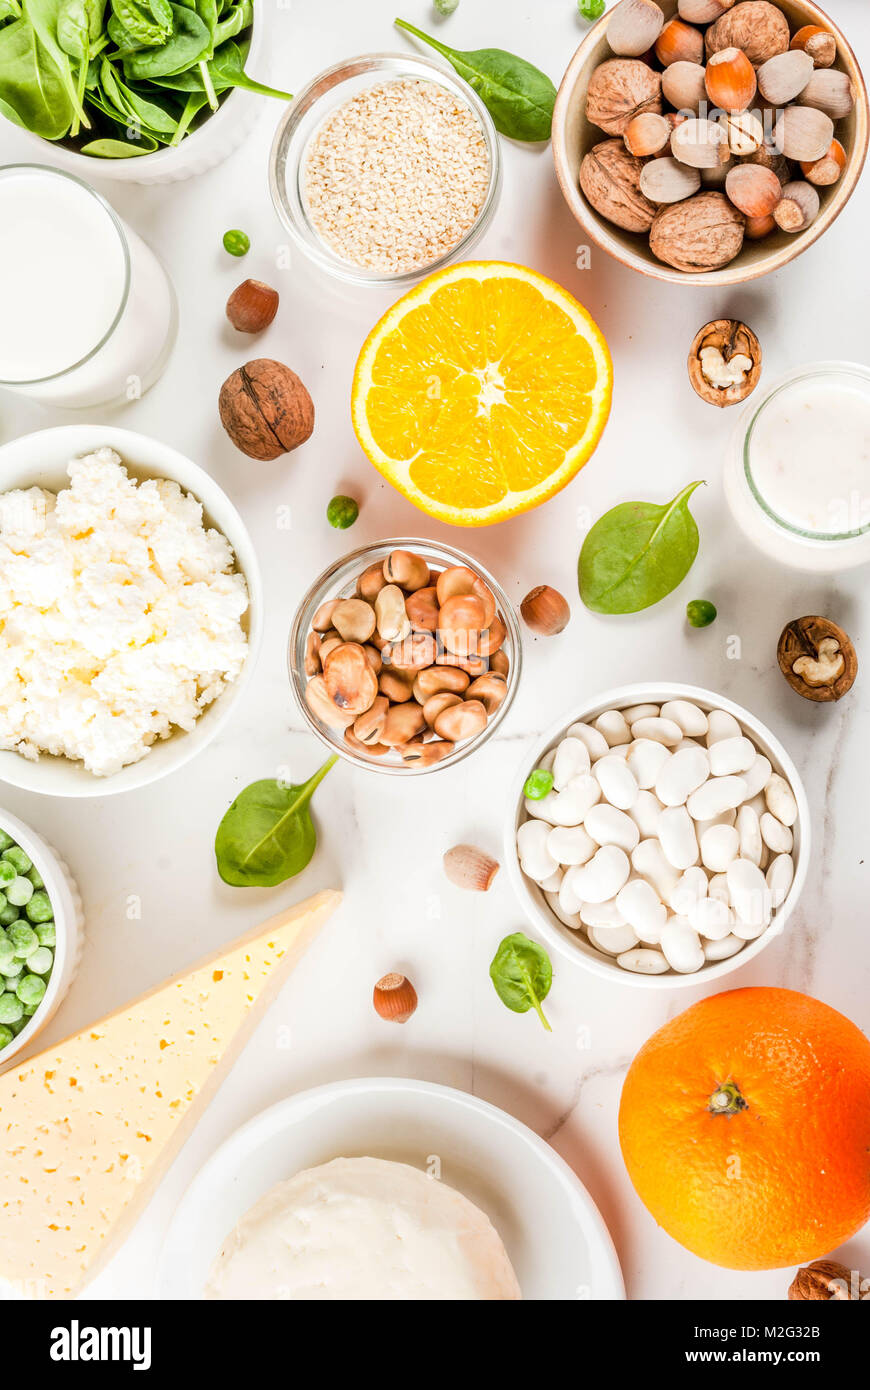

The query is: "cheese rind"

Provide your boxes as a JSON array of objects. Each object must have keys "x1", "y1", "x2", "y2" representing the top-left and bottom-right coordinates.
[{"x1": 0, "y1": 888, "x2": 342, "y2": 1299}]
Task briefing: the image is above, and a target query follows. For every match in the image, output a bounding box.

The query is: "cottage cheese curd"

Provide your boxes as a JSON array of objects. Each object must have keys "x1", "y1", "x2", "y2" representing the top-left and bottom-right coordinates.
[
  {"x1": 205, "y1": 1156, "x2": 522, "y2": 1300},
  {"x1": 0, "y1": 449, "x2": 249, "y2": 777}
]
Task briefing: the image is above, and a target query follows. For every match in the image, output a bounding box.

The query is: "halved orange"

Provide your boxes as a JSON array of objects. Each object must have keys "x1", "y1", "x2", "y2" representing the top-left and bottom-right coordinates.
[{"x1": 351, "y1": 261, "x2": 613, "y2": 527}]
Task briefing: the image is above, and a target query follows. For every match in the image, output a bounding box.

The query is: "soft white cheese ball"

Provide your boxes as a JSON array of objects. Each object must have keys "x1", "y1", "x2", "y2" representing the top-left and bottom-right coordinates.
[{"x1": 205, "y1": 1157, "x2": 521, "y2": 1301}]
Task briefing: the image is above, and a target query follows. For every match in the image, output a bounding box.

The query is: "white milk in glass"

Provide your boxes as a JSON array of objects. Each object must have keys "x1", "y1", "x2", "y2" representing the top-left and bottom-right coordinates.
[
  {"x1": 0, "y1": 165, "x2": 175, "y2": 407},
  {"x1": 724, "y1": 364, "x2": 870, "y2": 572}
]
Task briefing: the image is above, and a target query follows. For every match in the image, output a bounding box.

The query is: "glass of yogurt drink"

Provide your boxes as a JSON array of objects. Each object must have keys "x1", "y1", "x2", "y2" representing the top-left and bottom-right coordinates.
[
  {"x1": 724, "y1": 363, "x2": 870, "y2": 572},
  {"x1": 0, "y1": 165, "x2": 176, "y2": 409}
]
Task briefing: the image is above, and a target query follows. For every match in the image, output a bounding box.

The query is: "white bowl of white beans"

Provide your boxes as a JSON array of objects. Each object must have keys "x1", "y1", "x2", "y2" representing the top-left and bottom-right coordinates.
[{"x1": 505, "y1": 684, "x2": 810, "y2": 989}]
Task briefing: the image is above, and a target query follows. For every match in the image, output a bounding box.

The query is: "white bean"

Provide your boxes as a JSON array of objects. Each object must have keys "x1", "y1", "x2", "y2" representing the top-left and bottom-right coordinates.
[
  {"x1": 629, "y1": 790, "x2": 663, "y2": 839},
  {"x1": 544, "y1": 890, "x2": 582, "y2": 930},
  {"x1": 623, "y1": 703, "x2": 659, "y2": 723},
  {"x1": 537, "y1": 749, "x2": 556, "y2": 773},
  {"x1": 547, "y1": 825, "x2": 597, "y2": 866},
  {"x1": 686, "y1": 775, "x2": 748, "y2": 821},
  {"x1": 746, "y1": 791, "x2": 768, "y2": 817},
  {"x1": 617, "y1": 947, "x2": 670, "y2": 975},
  {"x1": 760, "y1": 811, "x2": 793, "y2": 854},
  {"x1": 706, "y1": 709, "x2": 742, "y2": 745},
  {"x1": 631, "y1": 838, "x2": 681, "y2": 900},
  {"x1": 660, "y1": 699, "x2": 709, "y2": 737},
  {"x1": 580, "y1": 899, "x2": 627, "y2": 930},
  {"x1": 727, "y1": 858, "x2": 771, "y2": 937},
  {"x1": 630, "y1": 716, "x2": 683, "y2": 746},
  {"x1": 655, "y1": 745, "x2": 710, "y2": 807},
  {"x1": 584, "y1": 803, "x2": 640, "y2": 852},
  {"x1": 708, "y1": 735, "x2": 756, "y2": 777},
  {"x1": 661, "y1": 919, "x2": 704, "y2": 973},
  {"x1": 736, "y1": 805, "x2": 762, "y2": 866},
  {"x1": 559, "y1": 868, "x2": 585, "y2": 917},
  {"x1": 626, "y1": 738, "x2": 671, "y2": 790},
  {"x1": 688, "y1": 894, "x2": 733, "y2": 940},
  {"x1": 538, "y1": 867, "x2": 564, "y2": 893},
  {"x1": 764, "y1": 773, "x2": 797, "y2": 828},
  {"x1": 566, "y1": 722, "x2": 610, "y2": 760},
  {"x1": 517, "y1": 819, "x2": 555, "y2": 871},
  {"x1": 741, "y1": 755, "x2": 773, "y2": 801},
  {"x1": 766, "y1": 852, "x2": 794, "y2": 908},
  {"x1": 570, "y1": 845, "x2": 630, "y2": 903},
  {"x1": 593, "y1": 755, "x2": 639, "y2": 811},
  {"x1": 595, "y1": 741, "x2": 630, "y2": 761},
  {"x1": 699, "y1": 823, "x2": 739, "y2": 873},
  {"x1": 594, "y1": 709, "x2": 631, "y2": 747},
  {"x1": 668, "y1": 866, "x2": 708, "y2": 916},
  {"x1": 590, "y1": 922, "x2": 639, "y2": 956},
  {"x1": 525, "y1": 773, "x2": 601, "y2": 826},
  {"x1": 695, "y1": 808, "x2": 737, "y2": 838},
  {"x1": 553, "y1": 736, "x2": 591, "y2": 790},
  {"x1": 703, "y1": 934, "x2": 745, "y2": 961},
  {"x1": 708, "y1": 872, "x2": 730, "y2": 906},
  {"x1": 659, "y1": 806, "x2": 699, "y2": 870},
  {"x1": 616, "y1": 879, "x2": 667, "y2": 943}
]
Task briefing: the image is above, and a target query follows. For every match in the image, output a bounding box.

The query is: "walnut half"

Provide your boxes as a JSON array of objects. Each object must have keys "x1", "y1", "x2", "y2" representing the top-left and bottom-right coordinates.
[
  {"x1": 777, "y1": 617, "x2": 857, "y2": 703},
  {"x1": 688, "y1": 319, "x2": 761, "y2": 407}
]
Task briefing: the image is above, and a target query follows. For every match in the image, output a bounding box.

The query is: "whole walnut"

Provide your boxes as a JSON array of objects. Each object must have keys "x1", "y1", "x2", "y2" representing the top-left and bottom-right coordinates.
[
  {"x1": 219, "y1": 359, "x2": 314, "y2": 461},
  {"x1": 649, "y1": 192, "x2": 745, "y2": 272},
  {"x1": 788, "y1": 1259, "x2": 857, "y2": 1301},
  {"x1": 579, "y1": 140, "x2": 656, "y2": 233},
  {"x1": 705, "y1": 1, "x2": 789, "y2": 65},
  {"x1": 585, "y1": 58, "x2": 662, "y2": 137}
]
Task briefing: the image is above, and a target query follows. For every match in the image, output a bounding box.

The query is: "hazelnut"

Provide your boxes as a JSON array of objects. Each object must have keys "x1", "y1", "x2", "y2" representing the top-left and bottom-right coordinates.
[
  {"x1": 606, "y1": 0, "x2": 665, "y2": 58},
  {"x1": 687, "y1": 319, "x2": 761, "y2": 407},
  {"x1": 773, "y1": 180, "x2": 820, "y2": 233},
  {"x1": 373, "y1": 972, "x2": 418, "y2": 1023},
  {"x1": 225, "y1": 279, "x2": 279, "y2": 333},
  {"x1": 790, "y1": 25, "x2": 836, "y2": 70},
  {"x1": 654, "y1": 17, "x2": 704, "y2": 68},
  {"x1": 670, "y1": 117, "x2": 730, "y2": 169},
  {"x1": 649, "y1": 191, "x2": 745, "y2": 273},
  {"x1": 704, "y1": 47, "x2": 757, "y2": 113},
  {"x1": 640, "y1": 157, "x2": 701, "y2": 204},
  {"x1": 443, "y1": 844, "x2": 500, "y2": 892},
  {"x1": 797, "y1": 69, "x2": 856, "y2": 122},
  {"x1": 801, "y1": 139, "x2": 846, "y2": 186},
  {"x1": 219, "y1": 358, "x2": 314, "y2": 460},
  {"x1": 705, "y1": 2, "x2": 789, "y2": 66},
  {"x1": 744, "y1": 212, "x2": 776, "y2": 239},
  {"x1": 789, "y1": 1259, "x2": 857, "y2": 1301},
  {"x1": 520, "y1": 585, "x2": 571, "y2": 635},
  {"x1": 585, "y1": 58, "x2": 662, "y2": 136},
  {"x1": 661, "y1": 60, "x2": 708, "y2": 112},
  {"x1": 719, "y1": 110, "x2": 764, "y2": 157},
  {"x1": 579, "y1": 140, "x2": 657, "y2": 233},
  {"x1": 777, "y1": 617, "x2": 857, "y2": 702},
  {"x1": 725, "y1": 164, "x2": 782, "y2": 218},
  {"x1": 677, "y1": 0, "x2": 734, "y2": 21},
  {"x1": 773, "y1": 106, "x2": 834, "y2": 163},
  {"x1": 624, "y1": 112, "x2": 671, "y2": 157},
  {"x1": 756, "y1": 50, "x2": 814, "y2": 106}
]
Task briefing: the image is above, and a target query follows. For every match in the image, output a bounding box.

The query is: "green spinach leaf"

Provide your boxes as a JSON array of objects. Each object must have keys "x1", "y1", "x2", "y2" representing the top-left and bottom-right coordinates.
[
  {"x1": 0, "y1": 0, "x2": 23, "y2": 23},
  {"x1": 122, "y1": 2, "x2": 208, "y2": 77},
  {"x1": 80, "y1": 129, "x2": 155, "y2": 151},
  {"x1": 579, "y1": 480, "x2": 705, "y2": 615},
  {"x1": 23, "y1": 0, "x2": 91, "y2": 126},
  {"x1": 215, "y1": 756, "x2": 338, "y2": 888},
  {"x1": 489, "y1": 932, "x2": 552, "y2": 1031},
  {"x1": 109, "y1": 0, "x2": 169, "y2": 46},
  {"x1": 395, "y1": 17, "x2": 556, "y2": 142},
  {"x1": 205, "y1": 37, "x2": 291, "y2": 99},
  {"x1": 0, "y1": 14, "x2": 74, "y2": 136}
]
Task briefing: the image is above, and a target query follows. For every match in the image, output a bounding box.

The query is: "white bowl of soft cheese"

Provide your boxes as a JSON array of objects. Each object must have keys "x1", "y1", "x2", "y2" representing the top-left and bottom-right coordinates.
[{"x1": 0, "y1": 425, "x2": 262, "y2": 796}]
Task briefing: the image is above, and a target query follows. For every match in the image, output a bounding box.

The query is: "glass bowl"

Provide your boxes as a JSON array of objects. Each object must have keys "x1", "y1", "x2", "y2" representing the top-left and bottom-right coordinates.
[
  {"x1": 289, "y1": 538, "x2": 521, "y2": 775},
  {"x1": 269, "y1": 52, "x2": 501, "y2": 288}
]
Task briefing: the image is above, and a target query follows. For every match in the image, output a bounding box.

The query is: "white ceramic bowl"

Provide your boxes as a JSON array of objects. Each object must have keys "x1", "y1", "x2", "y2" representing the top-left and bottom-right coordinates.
[
  {"x1": 505, "y1": 684, "x2": 810, "y2": 990},
  {"x1": 0, "y1": 807, "x2": 84, "y2": 1068},
  {"x1": 0, "y1": 424, "x2": 262, "y2": 796},
  {"x1": 3, "y1": 22, "x2": 272, "y2": 185}
]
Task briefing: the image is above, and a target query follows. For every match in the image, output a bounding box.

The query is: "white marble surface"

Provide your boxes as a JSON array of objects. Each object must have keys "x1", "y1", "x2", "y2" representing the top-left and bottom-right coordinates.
[{"x1": 1, "y1": 0, "x2": 869, "y2": 1302}]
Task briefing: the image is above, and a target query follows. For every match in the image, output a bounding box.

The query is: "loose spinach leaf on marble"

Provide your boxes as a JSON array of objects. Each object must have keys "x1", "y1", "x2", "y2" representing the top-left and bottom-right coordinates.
[
  {"x1": 394, "y1": 17, "x2": 556, "y2": 142},
  {"x1": 489, "y1": 932, "x2": 552, "y2": 1031},
  {"x1": 579, "y1": 480, "x2": 705, "y2": 616},
  {"x1": 215, "y1": 757, "x2": 338, "y2": 888}
]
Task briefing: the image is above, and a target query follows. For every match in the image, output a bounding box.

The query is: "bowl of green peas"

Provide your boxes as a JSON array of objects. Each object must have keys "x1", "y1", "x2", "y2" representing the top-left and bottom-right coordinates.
[{"x1": 0, "y1": 810, "x2": 84, "y2": 1068}]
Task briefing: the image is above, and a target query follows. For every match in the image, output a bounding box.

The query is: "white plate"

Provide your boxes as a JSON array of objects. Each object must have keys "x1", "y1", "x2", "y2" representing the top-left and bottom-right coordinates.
[{"x1": 158, "y1": 1077, "x2": 624, "y2": 1301}]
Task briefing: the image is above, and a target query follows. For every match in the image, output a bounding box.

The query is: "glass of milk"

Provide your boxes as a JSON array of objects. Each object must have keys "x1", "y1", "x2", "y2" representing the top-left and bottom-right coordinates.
[
  {"x1": 724, "y1": 362, "x2": 870, "y2": 571},
  {"x1": 0, "y1": 165, "x2": 177, "y2": 409}
]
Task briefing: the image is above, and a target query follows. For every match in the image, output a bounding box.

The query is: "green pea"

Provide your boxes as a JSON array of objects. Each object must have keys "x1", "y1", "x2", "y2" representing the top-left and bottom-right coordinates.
[
  {"x1": 524, "y1": 768, "x2": 554, "y2": 800},
  {"x1": 0, "y1": 1024, "x2": 12, "y2": 1050},
  {"x1": 0, "y1": 904, "x2": 18, "y2": 927},
  {"x1": 9, "y1": 922, "x2": 37, "y2": 958},
  {"x1": 35, "y1": 921, "x2": 55, "y2": 947},
  {"x1": 434, "y1": 0, "x2": 459, "y2": 13},
  {"x1": 27, "y1": 866, "x2": 44, "y2": 889},
  {"x1": 326, "y1": 495, "x2": 359, "y2": 530},
  {"x1": 0, "y1": 893, "x2": 5, "y2": 914},
  {"x1": 578, "y1": 0, "x2": 605, "y2": 17},
  {"x1": 0, "y1": 935, "x2": 13, "y2": 966},
  {"x1": 0, "y1": 860, "x2": 16, "y2": 885},
  {"x1": 6, "y1": 876, "x2": 33, "y2": 907},
  {"x1": 222, "y1": 228, "x2": 250, "y2": 257},
  {"x1": 0, "y1": 830, "x2": 12, "y2": 853},
  {"x1": 687, "y1": 599, "x2": 717, "y2": 628},
  {"x1": 2, "y1": 846, "x2": 31, "y2": 874},
  {"x1": 27, "y1": 947, "x2": 53, "y2": 976},
  {"x1": 25, "y1": 890, "x2": 52, "y2": 923},
  {"x1": 0, "y1": 993, "x2": 23, "y2": 1024},
  {"x1": 16, "y1": 974, "x2": 45, "y2": 1008},
  {"x1": 0, "y1": 957, "x2": 23, "y2": 978}
]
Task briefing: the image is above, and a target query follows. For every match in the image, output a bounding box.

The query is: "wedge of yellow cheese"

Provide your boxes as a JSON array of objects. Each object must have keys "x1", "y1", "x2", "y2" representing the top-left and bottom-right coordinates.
[{"x1": 0, "y1": 888, "x2": 342, "y2": 1299}]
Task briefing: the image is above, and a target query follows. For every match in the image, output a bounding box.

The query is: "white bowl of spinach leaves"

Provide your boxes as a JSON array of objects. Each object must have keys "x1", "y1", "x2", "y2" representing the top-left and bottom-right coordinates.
[{"x1": 0, "y1": 1, "x2": 293, "y2": 183}]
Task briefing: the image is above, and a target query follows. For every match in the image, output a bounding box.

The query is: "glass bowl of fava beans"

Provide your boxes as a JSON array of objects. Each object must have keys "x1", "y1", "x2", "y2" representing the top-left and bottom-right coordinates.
[{"x1": 0, "y1": 809, "x2": 84, "y2": 1066}]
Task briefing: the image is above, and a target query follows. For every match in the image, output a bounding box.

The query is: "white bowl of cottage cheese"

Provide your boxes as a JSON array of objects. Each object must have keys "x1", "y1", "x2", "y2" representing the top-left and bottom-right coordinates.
[{"x1": 0, "y1": 425, "x2": 262, "y2": 796}]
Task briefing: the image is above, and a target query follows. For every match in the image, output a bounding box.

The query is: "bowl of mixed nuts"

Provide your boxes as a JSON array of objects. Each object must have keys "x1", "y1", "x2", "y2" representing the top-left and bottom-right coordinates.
[
  {"x1": 552, "y1": 0, "x2": 868, "y2": 284},
  {"x1": 289, "y1": 539, "x2": 521, "y2": 774}
]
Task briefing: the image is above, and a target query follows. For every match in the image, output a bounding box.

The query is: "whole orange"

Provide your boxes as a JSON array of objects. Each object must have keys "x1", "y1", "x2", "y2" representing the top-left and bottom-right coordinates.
[{"x1": 618, "y1": 987, "x2": 870, "y2": 1270}]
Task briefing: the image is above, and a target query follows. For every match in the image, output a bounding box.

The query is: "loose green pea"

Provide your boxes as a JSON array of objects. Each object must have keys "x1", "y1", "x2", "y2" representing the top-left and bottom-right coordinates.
[
  {"x1": 27, "y1": 947, "x2": 53, "y2": 976},
  {"x1": 35, "y1": 921, "x2": 55, "y2": 947},
  {"x1": 524, "y1": 769, "x2": 554, "y2": 800},
  {"x1": 27, "y1": 866, "x2": 44, "y2": 889},
  {"x1": 6, "y1": 876, "x2": 33, "y2": 907},
  {"x1": 434, "y1": 0, "x2": 459, "y2": 14},
  {"x1": 0, "y1": 1024, "x2": 12, "y2": 1049},
  {"x1": 0, "y1": 993, "x2": 23, "y2": 1024},
  {"x1": 687, "y1": 599, "x2": 717, "y2": 628},
  {"x1": 0, "y1": 830, "x2": 12, "y2": 853},
  {"x1": 326, "y1": 495, "x2": 359, "y2": 530},
  {"x1": 578, "y1": 0, "x2": 605, "y2": 17},
  {"x1": 0, "y1": 860, "x2": 16, "y2": 885},
  {"x1": 0, "y1": 904, "x2": 18, "y2": 927},
  {"x1": 16, "y1": 974, "x2": 45, "y2": 1008},
  {"x1": 2, "y1": 846, "x2": 31, "y2": 874},
  {"x1": 25, "y1": 890, "x2": 52, "y2": 923},
  {"x1": 222, "y1": 228, "x2": 250, "y2": 257},
  {"x1": 9, "y1": 922, "x2": 37, "y2": 958}
]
